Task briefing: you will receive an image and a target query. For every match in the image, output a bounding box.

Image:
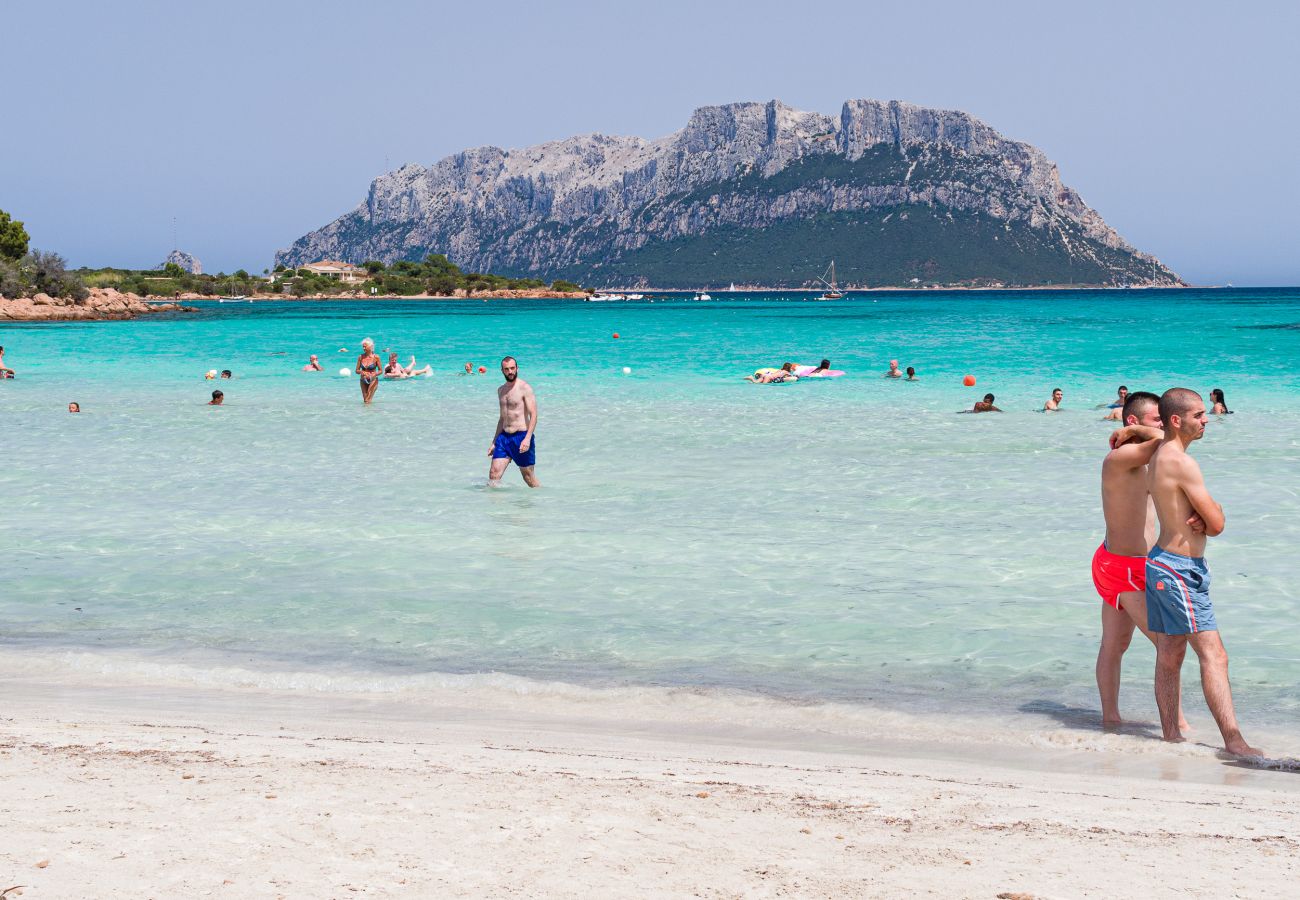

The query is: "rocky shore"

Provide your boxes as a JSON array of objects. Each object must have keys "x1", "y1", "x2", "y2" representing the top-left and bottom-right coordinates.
[{"x1": 0, "y1": 288, "x2": 193, "y2": 321}]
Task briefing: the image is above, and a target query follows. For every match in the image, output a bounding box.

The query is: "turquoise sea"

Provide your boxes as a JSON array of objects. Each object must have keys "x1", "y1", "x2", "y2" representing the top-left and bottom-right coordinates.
[{"x1": 3, "y1": 289, "x2": 1299, "y2": 750}]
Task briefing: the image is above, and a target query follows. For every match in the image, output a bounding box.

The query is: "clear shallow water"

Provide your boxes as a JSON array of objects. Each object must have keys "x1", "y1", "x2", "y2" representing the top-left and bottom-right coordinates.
[{"x1": 2, "y1": 289, "x2": 1299, "y2": 742}]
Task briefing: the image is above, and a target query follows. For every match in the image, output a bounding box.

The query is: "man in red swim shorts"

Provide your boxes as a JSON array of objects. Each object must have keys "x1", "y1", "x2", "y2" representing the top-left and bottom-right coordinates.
[{"x1": 1095, "y1": 390, "x2": 1194, "y2": 730}]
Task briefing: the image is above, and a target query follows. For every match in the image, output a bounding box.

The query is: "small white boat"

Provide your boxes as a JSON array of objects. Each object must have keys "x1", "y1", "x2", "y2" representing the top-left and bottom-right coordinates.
[
  {"x1": 623, "y1": 293, "x2": 645, "y2": 301},
  {"x1": 587, "y1": 291, "x2": 624, "y2": 302},
  {"x1": 693, "y1": 291, "x2": 712, "y2": 301},
  {"x1": 218, "y1": 296, "x2": 250, "y2": 303}
]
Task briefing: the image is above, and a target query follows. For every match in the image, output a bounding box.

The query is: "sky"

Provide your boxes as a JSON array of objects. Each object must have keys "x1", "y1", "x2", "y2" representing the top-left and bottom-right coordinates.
[{"x1": 4, "y1": 0, "x2": 1298, "y2": 285}]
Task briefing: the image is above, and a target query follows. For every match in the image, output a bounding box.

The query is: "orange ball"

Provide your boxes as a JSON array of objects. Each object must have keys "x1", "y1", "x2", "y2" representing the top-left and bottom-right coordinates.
[
  {"x1": 478, "y1": 366, "x2": 486, "y2": 374},
  {"x1": 963, "y1": 374, "x2": 977, "y2": 387},
  {"x1": 612, "y1": 332, "x2": 620, "y2": 339}
]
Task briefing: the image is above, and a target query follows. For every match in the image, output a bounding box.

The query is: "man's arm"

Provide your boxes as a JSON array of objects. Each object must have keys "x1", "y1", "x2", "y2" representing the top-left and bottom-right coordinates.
[
  {"x1": 520, "y1": 388, "x2": 538, "y2": 450},
  {"x1": 1178, "y1": 458, "x2": 1226, "y2": 536},
  {"x1": 1107, "y1": 426, "x2": 1163, "y2": 468}
]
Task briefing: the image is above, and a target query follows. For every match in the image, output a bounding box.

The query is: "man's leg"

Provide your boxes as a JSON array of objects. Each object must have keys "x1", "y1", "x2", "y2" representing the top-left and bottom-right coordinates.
[
  {"x1": 1187, "y1": 631, "x2": 1260, "y2": 757},
  {"x1": 1120, "y1": 590, "x2": 1190, "y2": 732},
  {"x1": 519, "y1": 465, "x2": 540, "y2": 489},
  {"x1": 488, "y1": 457, "x2": 510, "y2": 485},
  {"x1": 1097, "y1": 602, "x2": 1134, "y2": 727},
  {"x1": 1154, "y1": 634, "x2": 1188, "y2": 742}
]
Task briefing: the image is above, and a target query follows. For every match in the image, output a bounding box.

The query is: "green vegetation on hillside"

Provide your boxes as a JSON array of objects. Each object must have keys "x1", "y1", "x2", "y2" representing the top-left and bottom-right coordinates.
[
  {"x1": 548, "y1": 206, "x2": 1166, "y2": 288},
  {"x1": 63, "y1": 254, "x2": 578, "y2": 299},
  {"x1": 0, "y1": 207, "x2": 89, "y2": 300}
]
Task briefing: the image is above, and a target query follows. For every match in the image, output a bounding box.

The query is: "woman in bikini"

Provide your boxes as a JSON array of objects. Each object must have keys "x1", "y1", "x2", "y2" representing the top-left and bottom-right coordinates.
[{"x1": 356, "y1": 338, "x2": 382, "y2": 404}]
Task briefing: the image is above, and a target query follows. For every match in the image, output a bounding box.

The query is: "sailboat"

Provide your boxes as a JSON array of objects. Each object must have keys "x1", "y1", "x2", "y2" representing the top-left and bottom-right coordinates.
[
  {"x1": 219, "y1": 274, "x2": 249, "y2": 302},
  {"x1": 815, "y1": 261, "x2": 844, "y2": 300}
]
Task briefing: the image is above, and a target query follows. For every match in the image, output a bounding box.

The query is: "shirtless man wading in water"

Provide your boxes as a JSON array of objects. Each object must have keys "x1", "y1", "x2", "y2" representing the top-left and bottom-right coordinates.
[
  {"x1": 1146, "y1": 388, "x2": 1258, "y2": 756},
  {"x1": 1095, "y1": 391, "x2": 1189, "y2": 731},
  {"x1": 488, "y1": 356, "x2": 539, "y2": 488}
]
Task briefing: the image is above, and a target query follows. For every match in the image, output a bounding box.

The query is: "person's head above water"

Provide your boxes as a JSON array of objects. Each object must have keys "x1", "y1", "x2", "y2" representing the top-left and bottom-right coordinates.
[
  {"x1": 906, "y1": 366, "x2": 916, "y2": 378},
  {"x1": 819, "y1": 359, "x2": 831, "y2": 369},
  {"x1": 983, "y1": 393, "x2": 995, "y2": 403},
  {"x1": 781, "y1": 362, "x2": 796, "y2": 372},
  {"x1": 501, "y1": 356, "x2": 518, "y2": 383},
  {"x1": 1158, "y1": 387, "x2": 1206, "y2": 441},
  {"x1": 464, "y1": 362, "x2": 473, "y2": 373},
  {"x1": 1052, "y1": 388, "x2": 1063, "y2": 401},
  {"x1": 209, "y1": 389, "x2": 224, "y2": 405},
  {"x1": 1117, "y1": 385, "x2": 1128, "y2": 399},
  {"x1": 1122, "y1": 390, "x2": 1161, "y2": 428},
  {"x1": 68, "y1": 402, "x2": 80, "y2": 413},
  {"x1": 220, "y1": 370, "x2": 232, "y2": 379}
]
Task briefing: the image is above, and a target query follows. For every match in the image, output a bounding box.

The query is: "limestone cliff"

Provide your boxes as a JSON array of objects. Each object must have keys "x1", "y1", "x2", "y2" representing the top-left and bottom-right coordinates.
[{"x1": 276, "y1": 99, "x2": 1180, "y2": 288}]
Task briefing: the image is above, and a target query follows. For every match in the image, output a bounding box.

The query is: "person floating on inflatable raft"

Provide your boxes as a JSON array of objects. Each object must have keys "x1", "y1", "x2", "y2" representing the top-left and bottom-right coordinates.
[{"x1": 746, "y1": 359, "x2": 846, "y2": 383}]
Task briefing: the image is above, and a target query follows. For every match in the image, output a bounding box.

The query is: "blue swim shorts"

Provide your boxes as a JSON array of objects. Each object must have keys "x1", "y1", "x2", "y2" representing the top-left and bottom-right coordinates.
[
  {"x1": 1145, "y1": 546, "x2": 1217, "y2": 635},
  {"x1": 492, "y1": 430, "x2": 536, "y2": 468}
]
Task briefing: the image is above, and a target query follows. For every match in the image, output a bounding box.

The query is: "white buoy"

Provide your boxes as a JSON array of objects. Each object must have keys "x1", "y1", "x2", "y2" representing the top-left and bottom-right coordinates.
[
  {"x1": 339, "y1": 368, "x2": 350, "y2": 376},
  {"x1": 622, "y1": 367, "x2": 632, "y2": 375}
]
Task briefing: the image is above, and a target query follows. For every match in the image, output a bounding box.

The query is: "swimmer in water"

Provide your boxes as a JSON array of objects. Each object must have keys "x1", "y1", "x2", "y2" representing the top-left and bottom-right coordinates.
[
  {"x1": 208, "y1": 390, "x2": 223, "y2": 406},
  {"x1": 220, "y1": 370, "x2": 232, "y2": 379},
  {"x1": 0, "y1": 345, "x2": 14, "y2": 377},
  {"x1": 746, "y1": 362, "x2": 799, "y2": 383},
  {"x1": 1044, "y1": 388, "x2": 1064, "y2": 411},
  {"x1": 488, "y1": 356, "x2": 539, "y2": 488},
  {"x1": 808, "y1": 359, "x2": 832, "y2": 376},
  {"x1": 1210, "y1": 388, "x2": 1231, "y2": 415},
  {"x1": 303, "y1": 354, "x2": 323, "y2": 371},
  {"x1": 906, "y1": 366, "x2": 917, "y2": 380},
  {"x1": 356, "y1": 338, "x2": 381, "y2": 404},
  {"x1": 462, "y1": 362, "x2": 474, "y2": 376},
  {"x1": 963, "y1": 393, "x2": 1002, "y2": 413},
  {"x1": 68, "y1": 402, "x2": 80, "y2": 413},
  {"x1": 885, "y1": 359, "x2": 903, "y2": 378},
  {"x1": 1102, "y1": 385, "x2": 1129, "y2": 420}
]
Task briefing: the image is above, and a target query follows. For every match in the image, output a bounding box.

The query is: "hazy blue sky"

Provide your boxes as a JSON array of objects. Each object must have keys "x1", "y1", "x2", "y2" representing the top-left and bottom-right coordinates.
[{"x1": 5, "y1": 0, "x2": 1297, "y2": 284}]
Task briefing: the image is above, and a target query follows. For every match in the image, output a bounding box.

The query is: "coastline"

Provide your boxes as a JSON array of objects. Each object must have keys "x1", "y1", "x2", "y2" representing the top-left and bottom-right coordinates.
[{"x1": 3, "y1": 669, "x2": 1298, "y2": 897}]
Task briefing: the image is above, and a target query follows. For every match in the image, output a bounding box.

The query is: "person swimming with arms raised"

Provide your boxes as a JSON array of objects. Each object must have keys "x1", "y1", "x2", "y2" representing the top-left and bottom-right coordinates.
[
  {"x1": 488, "y1": 356, "x2": 539, "y2": 488},
  {"x1": 356, "y1": 338, "x2": 381, "y2": 404},
  {"x1": 1146, "y1": 388, "x2": 1258, "y2": 756}
]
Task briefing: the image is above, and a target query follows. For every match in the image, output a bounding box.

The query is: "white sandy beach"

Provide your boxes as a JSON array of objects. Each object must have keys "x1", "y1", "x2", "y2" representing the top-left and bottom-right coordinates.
[{"x1": 3, "y1": 673, "x2": 1298, "y2": 899}]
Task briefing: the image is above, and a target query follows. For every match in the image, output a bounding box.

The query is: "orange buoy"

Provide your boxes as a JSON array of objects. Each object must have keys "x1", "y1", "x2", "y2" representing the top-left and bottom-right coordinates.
[
  {"x1": 612, "y1": 332, "x2": 620, "y2": 339},
  {"x1": 963, "y1": 374, "x2": 977, "y2": 387},
  {"x1": 478, "y1": 366, "x2": 486, "y2": 374}
]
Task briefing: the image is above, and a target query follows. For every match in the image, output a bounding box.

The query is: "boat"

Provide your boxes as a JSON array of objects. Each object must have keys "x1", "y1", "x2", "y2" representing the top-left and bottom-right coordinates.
[
  {"x1": 692, "y1": 290, "x2": 712, "y2": 301},
  {"x1": 587, "y1": 291, "x2": 625, "y2": 302},
  {"x1": 814, "y1": 261, "x2": 844, "y2": 300},
  {"x1": 727, "y1": 283, "x2": 737, "y2": 292},
  {"x1": 219, "y1": 275, "x2": 249, "y2": 302}
]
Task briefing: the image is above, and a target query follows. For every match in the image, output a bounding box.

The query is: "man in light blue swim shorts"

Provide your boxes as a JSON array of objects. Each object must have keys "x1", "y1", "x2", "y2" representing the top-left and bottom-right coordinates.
[
  {"x1": 1146, "y1": 388, "x2": 1258, "y2": 757},
  {"x1": 487, "y1": 356, "x2": 540, "y2": 488}
]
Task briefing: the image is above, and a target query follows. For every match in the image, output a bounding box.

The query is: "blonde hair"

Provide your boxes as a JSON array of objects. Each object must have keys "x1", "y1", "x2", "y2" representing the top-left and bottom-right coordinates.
[{"x1": 361, "y1": 338, "x2": 374, "y2": 351}]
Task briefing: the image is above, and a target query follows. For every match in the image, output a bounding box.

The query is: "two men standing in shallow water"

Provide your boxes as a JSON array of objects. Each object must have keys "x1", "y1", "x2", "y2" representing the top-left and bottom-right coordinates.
[{"x1": 1094, "y1": 387, "x2": 1258, "y2": 756}]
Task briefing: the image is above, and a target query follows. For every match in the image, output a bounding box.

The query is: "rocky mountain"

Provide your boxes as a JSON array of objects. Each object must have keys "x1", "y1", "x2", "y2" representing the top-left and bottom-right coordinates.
[
  {"x1": 276, "y1": 99, "x2": 1181, "y2": 288},
  {"x1": 159, "y1": 249, "x2": 202, "y2": 274}
]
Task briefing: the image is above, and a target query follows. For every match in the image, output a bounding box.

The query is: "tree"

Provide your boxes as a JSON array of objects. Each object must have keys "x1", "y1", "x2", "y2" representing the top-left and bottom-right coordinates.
[
  {"x1": 363, "y1": 260, "x2": 385, "y2": 274},
  {"x1": 163, "y1": 262, "x2": 185, "y2": 278},
  {"x1": 551, "y1": 280, "x2": 581, "y2": 292},
  {"x1": 0, "y1": 209, "x2": 30, "y2": 261}
]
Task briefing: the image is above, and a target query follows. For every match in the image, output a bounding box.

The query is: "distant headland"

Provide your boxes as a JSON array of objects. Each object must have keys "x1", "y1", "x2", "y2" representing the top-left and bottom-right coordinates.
[{"x1": 277, "y1": 97, "x2": 1183, "y2": 290}]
